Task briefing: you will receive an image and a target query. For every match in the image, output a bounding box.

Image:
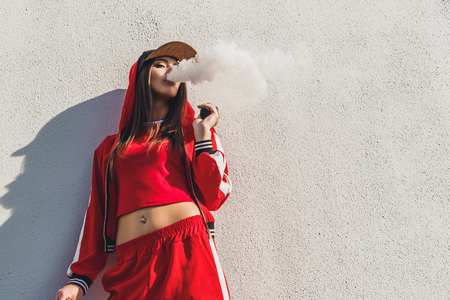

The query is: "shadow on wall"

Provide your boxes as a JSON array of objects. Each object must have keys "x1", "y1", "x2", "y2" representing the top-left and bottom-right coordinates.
[{"x1": 0, "y1": 90, "x2": 125, "y2": 299}]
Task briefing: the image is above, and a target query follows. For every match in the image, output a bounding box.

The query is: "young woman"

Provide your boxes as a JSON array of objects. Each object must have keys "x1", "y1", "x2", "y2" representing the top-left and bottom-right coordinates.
[{"x1": 55, "y1": 41, "x2": 232, "y2": 300}]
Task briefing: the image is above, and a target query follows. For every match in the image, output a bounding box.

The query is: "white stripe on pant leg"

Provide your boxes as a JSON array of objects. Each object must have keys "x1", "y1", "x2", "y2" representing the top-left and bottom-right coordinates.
[{"x1": 209, "y1": 239, "x2": 230, "y2": 300}]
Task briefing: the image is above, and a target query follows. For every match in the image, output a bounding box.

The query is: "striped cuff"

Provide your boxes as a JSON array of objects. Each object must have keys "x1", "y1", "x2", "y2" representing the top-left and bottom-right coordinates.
[
  {"x1": 67, "y1": 275, "x2": 92, "y2": 295},
  {"x1": 195, "y1": 140, "x2": 214, "y2": 157}
]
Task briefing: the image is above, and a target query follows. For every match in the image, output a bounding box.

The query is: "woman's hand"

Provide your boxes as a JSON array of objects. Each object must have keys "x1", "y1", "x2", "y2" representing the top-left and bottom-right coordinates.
[
  {"x1": 193, "y1": 103, "x2": 220, "y2": 142},
  {"x1": 55, "y1": 284, "x2": 83, "y2": 300}
]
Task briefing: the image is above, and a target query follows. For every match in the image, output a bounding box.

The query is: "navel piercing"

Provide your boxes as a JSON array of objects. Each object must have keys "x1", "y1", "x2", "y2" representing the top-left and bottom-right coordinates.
[{"x1": 140, "y1": 213, "x2": 147, "y2": 224}]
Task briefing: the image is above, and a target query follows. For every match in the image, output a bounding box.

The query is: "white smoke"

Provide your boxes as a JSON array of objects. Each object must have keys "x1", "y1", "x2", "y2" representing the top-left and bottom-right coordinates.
[{"x1": 167, "y1": 41, "x2": 309, "y2": 106}]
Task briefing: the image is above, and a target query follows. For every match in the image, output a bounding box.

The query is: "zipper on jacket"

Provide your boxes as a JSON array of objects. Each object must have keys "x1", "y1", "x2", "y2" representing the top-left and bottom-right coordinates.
[
  {"x1": 181, "y1": 127, "x2": 213, "y2": 240},
  {"x1": 103, "y1": 134, "x2": 119, "y2": 252},
  {"x1": 103, "y1": 162, "x2": 109, "y2": 251}
]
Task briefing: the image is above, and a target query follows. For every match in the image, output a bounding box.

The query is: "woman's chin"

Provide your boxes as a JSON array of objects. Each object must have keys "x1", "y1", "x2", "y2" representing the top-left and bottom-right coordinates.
[{"x1": 153, "y1": 90, "x2": 179, "y2": 101}]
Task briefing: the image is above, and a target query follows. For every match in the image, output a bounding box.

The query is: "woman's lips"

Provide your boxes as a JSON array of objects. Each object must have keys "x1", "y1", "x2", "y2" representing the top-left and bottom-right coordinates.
[{"x1": 165, "y1": 79, "x2": 176, "y2": 85}]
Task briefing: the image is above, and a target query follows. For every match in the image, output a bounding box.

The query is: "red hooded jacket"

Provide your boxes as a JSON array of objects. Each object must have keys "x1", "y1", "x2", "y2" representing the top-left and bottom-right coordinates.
[{"x1": 65, "y1": 58, "x2": 232, "y2": 295}]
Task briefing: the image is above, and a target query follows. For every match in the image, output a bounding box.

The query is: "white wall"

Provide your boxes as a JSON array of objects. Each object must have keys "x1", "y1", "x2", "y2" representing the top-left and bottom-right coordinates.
[{"x1": 1, "y1": 1, "x2": 450, "y2": 299}]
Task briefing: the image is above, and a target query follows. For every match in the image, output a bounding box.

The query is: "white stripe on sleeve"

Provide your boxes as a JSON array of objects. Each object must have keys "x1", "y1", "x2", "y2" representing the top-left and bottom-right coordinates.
[{"x1": 67, "y1": 194, "x2": 91, "y2": 277}]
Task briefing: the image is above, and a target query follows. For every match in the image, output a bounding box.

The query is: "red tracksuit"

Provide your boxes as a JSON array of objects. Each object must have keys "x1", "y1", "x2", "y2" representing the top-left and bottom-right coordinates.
[{"x1": 65, "y1": 56, "x2": 232, "y2": 299}]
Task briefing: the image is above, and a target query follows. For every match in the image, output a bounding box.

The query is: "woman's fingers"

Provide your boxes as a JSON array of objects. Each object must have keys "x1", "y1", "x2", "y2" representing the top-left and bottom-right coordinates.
[
  {"x1": 197, "y1": 103, "x2": 219, "y2": 116},
  {"x1": 55, "y1": 284, "x2": 82, "y2": 300},
  {"x1": 196, "y1": 103, "x2": 220, "y2": 127}
]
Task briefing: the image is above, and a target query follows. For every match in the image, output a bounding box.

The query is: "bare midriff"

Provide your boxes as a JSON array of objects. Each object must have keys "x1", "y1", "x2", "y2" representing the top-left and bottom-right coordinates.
[{"x1": 115, "y1": 201, "x2": 201, "y2": 245}]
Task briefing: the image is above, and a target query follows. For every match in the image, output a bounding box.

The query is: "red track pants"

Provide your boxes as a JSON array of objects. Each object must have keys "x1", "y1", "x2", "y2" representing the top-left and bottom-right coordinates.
[{"x1": 102, "y1": 215, "x2": 230, "y2": 300}]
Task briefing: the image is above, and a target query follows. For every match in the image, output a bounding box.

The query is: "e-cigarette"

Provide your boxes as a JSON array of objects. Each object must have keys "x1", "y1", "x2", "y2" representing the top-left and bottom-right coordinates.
[{"x1": 200, "y1": 107, "x2": 211, "y2": 119}]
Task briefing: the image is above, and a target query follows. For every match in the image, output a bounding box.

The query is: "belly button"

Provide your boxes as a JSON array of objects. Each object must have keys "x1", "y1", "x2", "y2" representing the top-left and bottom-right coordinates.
[{"x1": 140, "y1": 213, "x2": 147, "y2": 224}]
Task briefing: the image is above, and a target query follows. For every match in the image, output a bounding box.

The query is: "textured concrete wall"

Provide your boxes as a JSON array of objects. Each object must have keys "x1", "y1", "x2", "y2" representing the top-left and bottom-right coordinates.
[{"x1": 1, "y1": 1, "x2": 450, "y2": 299}]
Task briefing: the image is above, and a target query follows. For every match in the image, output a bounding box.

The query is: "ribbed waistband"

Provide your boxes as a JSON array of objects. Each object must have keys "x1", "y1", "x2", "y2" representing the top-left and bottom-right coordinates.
[{"x1": 115, "y1": 215, "x2": 204, "y2": 256}]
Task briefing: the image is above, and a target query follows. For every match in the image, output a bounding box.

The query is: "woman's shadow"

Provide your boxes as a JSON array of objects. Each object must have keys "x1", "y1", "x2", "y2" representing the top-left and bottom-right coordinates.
[{"x1": 0, "y1": 90, "x2": 125, "y2": 299}]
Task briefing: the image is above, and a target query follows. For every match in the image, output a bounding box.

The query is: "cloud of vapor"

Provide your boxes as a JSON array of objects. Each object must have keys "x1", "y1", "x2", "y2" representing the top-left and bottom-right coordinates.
[{"x1": 167, "y1": 41, "x2": 310, "y2": 106}]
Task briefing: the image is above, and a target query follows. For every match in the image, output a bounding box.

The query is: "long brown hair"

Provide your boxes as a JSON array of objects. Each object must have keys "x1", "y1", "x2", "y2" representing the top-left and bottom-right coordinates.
[{"x1": 107, "y1": 61, "x2": 187, "y2": 178}]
